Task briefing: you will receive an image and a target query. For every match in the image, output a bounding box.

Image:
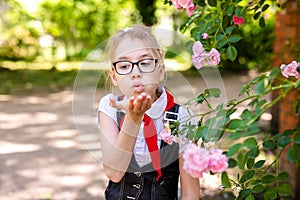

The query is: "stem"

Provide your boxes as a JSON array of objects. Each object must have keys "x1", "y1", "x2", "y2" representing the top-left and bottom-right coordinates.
[{"x1": 245, "y1": 84, "x2": 294, "y2": 126}]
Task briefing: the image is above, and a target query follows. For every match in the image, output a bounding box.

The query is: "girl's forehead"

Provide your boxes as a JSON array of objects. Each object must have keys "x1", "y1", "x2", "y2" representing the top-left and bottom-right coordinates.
[{"x1": 113, "y1": 38, "x2": 157, "y2": 60}]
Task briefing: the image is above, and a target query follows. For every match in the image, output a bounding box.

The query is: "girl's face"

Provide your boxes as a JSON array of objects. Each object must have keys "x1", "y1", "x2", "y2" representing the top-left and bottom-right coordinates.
[{"x1": 110, "y1": 37, "x2": 165, "y2": 100}]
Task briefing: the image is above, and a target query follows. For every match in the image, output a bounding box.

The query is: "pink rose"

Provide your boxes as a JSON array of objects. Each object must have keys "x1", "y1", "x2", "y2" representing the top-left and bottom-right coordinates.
[
  {"x1": 233, "y1": 15, "x2": 245, "y2": 25},
  {"x1": 192, "y1": 41, "x2": 221, "y2": 69},
  {"x1": 169, "y1": 0, "x2": 195, "y2": 16},
  {"x1": 202, "y1": 33, "x2": 209, "y2": 40},
  {"x1": 186, "y1": 3, "x2": 196, "y2": 17},
  {"x1": 170, "y1": 0, "x2": 182, "y2": 9},
  {"x1": 208, "y1": 148, "x2": 228, "y2": 173},
  {"x1": 192, "y1": 53, "x2": 210, "y2": 69},
  {"x1": 183, "y1": 144, "x2": 209, "y2": 178},
  {"x1": 177, "y1": 0, "x2": 193, "y2": 9},
  {"x1": 192, "y1": 41, "x2": 205, "y2": 55},
  {"x1": 280, "y1": 61, "x2": 300, "y2": 79},
  {"x1": 160, "y1": 121, "x2": 173, "y2": 145},
  {"x1": 208, "y1": 48, "x2": 221, "y2": 65}
]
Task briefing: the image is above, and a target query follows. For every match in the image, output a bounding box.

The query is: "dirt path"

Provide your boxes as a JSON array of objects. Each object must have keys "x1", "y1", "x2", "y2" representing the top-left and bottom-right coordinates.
[{"x1": 0, "y1": 70, "x2": 269, "y2": 199}]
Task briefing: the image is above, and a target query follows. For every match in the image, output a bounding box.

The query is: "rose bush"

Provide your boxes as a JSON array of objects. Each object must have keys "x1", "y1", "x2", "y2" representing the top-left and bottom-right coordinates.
[{"x1": 164, "y1": 0, "x2": 300, "y2": 199}]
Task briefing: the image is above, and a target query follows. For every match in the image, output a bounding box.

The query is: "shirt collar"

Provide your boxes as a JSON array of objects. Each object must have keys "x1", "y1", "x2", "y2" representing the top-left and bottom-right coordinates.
[{"x1": 145, "y1": 87, "x2": 167, "y2": 119}]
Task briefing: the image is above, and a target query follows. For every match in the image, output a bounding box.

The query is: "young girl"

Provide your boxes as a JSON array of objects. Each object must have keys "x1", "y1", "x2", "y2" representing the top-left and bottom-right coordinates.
[{"x1": 97, "y1": 25, "x2": 200, "y2": 200}]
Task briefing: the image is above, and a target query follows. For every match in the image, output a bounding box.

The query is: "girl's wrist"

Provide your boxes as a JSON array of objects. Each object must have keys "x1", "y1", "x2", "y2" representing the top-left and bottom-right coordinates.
[{"x1": 120, "y1": 114, "x2": 142, "y2": 137}]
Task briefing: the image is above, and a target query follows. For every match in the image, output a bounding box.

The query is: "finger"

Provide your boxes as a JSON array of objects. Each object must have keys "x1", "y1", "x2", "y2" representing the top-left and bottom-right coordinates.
[
  {"x1": 144, "y1": 95, "x2": 152, "y2": 110},
  {"x1": 109, "y1": 96, "x2": 123, "y2": 110},
  {"x1": 128, "y1": 97, "x2": 135, "y2": 111},
  {"x1": 133, "y1": 94, "x2": 144, "y2": 111},
  {"x1": 140, "y1": 93, "x2": 152, "y2": 111}
]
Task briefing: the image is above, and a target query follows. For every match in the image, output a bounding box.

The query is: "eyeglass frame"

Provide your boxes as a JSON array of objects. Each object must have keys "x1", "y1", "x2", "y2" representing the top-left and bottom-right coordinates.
[{"x1": 112, "y1": 58, "x2": 158, "y2": 75}]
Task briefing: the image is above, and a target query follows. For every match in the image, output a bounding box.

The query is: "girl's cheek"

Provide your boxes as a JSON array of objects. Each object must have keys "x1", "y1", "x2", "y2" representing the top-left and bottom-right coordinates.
[{"x1": 117, "y1": 77, "x2": 132, "y2": 96}]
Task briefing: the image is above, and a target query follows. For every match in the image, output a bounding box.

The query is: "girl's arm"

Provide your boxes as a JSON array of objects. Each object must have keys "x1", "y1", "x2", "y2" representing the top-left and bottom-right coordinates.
[
  {"x1": 179, "y1": 156, "x2": 200, "y2": 200},
  {"x1": 99, "y1": 93, "x2": 152, "y2": 183}
]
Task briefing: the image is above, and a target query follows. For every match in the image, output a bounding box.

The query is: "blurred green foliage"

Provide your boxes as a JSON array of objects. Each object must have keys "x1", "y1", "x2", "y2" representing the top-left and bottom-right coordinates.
[
  {"x1": 0, "y1": 68, "x2": 106, "y2": 95},
  {"x1": 0, "y1": 0, "x2": 277, "y2": 72},
  {"x1": 0, "y1": 0, "x2": 143, "y2": 63}
]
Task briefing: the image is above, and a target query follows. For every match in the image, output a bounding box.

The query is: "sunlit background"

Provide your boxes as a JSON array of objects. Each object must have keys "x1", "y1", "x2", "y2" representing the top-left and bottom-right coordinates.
[{"x1": 0, "y1": 0, "x2": 279, "y2": 199}]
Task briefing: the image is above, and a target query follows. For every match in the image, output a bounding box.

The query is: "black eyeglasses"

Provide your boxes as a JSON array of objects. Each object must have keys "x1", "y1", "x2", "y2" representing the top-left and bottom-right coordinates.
[{"x1": 112, "y1": 58, "x2": 158, "y2": 75}]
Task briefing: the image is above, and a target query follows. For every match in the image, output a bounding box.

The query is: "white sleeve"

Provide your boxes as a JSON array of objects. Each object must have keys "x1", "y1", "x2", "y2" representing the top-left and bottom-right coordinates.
[{"x1": 97, "y1": 94, "x2": 118, "y2": 127}]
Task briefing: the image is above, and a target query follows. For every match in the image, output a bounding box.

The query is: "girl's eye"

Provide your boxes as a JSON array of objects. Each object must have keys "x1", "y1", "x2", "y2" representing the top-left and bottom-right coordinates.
[
  {"x1": 118, "y1": 63, "x2": 131, "y2": 69},
  {"x1": 140, "y1": 60, "x2": 152, "y2": 67}
]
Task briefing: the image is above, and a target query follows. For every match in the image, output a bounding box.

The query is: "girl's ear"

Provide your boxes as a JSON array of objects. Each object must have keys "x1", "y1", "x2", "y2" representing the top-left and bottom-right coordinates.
[{"x1": 109, "y1": 68, "x2": 118, "y2": 86}]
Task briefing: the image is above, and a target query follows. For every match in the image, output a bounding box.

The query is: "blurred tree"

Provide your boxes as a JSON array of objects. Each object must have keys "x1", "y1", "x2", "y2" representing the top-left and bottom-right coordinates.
[
  {"x1": 134, "y1": 0, "x2": 157, "y2": 26},
  {"x1": 38, "y1": 0, "x2": 141, "y2": 61},
  {"x1": 0, "y1": 0, "x2": 40, "y2": 61}
]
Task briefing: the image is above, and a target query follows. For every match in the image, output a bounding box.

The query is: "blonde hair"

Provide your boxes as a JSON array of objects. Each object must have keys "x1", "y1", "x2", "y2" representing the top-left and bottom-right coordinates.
[{"x1": 105, "y1": 24, "x2": 165, "y2": 63}]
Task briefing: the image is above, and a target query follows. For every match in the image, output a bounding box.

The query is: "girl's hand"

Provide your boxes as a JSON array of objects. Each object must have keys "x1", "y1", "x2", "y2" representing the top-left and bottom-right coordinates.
[{"x1": 110, "y1": 93, "x2": 152, "y2": 122}]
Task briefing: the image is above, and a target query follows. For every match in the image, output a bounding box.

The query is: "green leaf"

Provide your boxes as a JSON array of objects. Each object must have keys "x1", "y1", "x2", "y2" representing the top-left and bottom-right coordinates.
[
  {"x1": 225, "y1": 26, "x2": 234, "y2": 34},
  {"x1": 238, "y1": 189, "x2": 251, "y2": 199},
  {"x1": 252, "y1": 184, "x2": 265, "y2": 193},
  {"x1": 218, "y1": 39, "x2": 227, "y2": 48},
  {"x1": 283, "y1": 129, "x2": 294, "y2": 137},
  {"x1": 226, "y1": 46, "x2": 237, "y2": 62},
  {"x1": 264, "y1": 187, "x2": 277, "y2": 200},
  {"x1": 263, "y1": 139, "x2": 276, "y2": 150},
  {"x1": 228, "y1": 158, "x2": 237, "y2": 168},
  {"x1": 261, "y1": 174, "x2": 276, "y2": 184},
  {"x1": 243, "y1": 137, "x2": 257, "y2": 149},
  {"x1": 221, "y1": 172, "x2": 231, "y2": 188},
  {"x1": 204, "y1": 88, "x2": 221, "y2": 98},
  {"x1": 227, "y1": 143, "x2": 242, "y2": 156},
  {"x1": 234, "y1": 6, "x2": 243, "y2": 17},
  {"x1": 228, "y1": 34, "x2": 242, "y2": 43},
  {"x1": 216, "y1": 33, "x2": 224, "y2": 41},
  {"x1": 278, "y1": 136, "x2": 291, "y2": 148},
  {"x1": 259, "y1": 0, "x2": 265, "y2": 5},
  {"x1": 237, "y1": 152, "x2": 246, "y2": 170},
  {"x1": 194, "y1": 126, "x2": 207, "y2": 141},
  {"x1": 247, "y1": 147, "x2": 259, "y2": 158},
  {"x1": 226, "y1": 5, "x2": 235, "y2": 16},
  {"x1": 254, "y1": 11, "x2": 261, "y2": 20},
  {"x1": 259, "y1": 17, "x2": 266, "y2": 27},
  {"x1": 195, "y1": 0, "x2": 206, "y2": 6},
  {"x1": 269, "y1": 67, "x2": 280, "y2": 80},
  {"x1": 207, "y1": 0, "x2": 217, "y2": 7},
  {"x1": 245, "y1": 193, "x2": 255, "y2": 200},
  {"x1": 277, "y1": 183, "x2": 292, "y2": 197},
  {"x1": 228, "y1": 119, "x2": 243, "y2": 129},
  {"x1": 196, "y1": 94, "x2": 205, "y2": 104},
  {"x1": 255, "y1": 79, "x2": 266, "y2": 94},
  {"x1": 254, "y1": 160, "x2": 265, "y2": 168},
  {"x1": 247, "y1": 158, "x2": 255, "y2": 169},
  {"x1": 287, "y1": 144, "x2": 300, "y2": 165},
  {"x1": 294, "y1": 131, "x2": 300, "y2": 144},
  {"x1": 277, "y1": 172, "x2": 289, "y2": 181},
  {"x1": 262, "y1": 4, "x2": 270, "y2": 12},
  {"x1": 240, "y1": 169, "x2": 255, "y2": 183}
]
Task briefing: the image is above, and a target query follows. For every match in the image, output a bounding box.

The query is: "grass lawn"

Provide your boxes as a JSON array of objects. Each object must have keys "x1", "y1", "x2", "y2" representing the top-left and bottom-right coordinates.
[{"x1": 0, "y1": 67, "x2": 108, "y2": 95}]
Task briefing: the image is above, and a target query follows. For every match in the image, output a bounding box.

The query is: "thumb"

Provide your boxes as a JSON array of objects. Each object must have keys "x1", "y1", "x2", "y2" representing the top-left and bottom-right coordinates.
[{"x1": 109, "y1": 96, "x2": 124, "y2": 110}]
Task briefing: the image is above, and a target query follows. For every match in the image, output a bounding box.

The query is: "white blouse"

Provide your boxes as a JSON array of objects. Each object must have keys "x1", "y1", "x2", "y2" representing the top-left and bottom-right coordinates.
[{"x1": 97, "y1": 87, "x2": 194, "y2": 167}]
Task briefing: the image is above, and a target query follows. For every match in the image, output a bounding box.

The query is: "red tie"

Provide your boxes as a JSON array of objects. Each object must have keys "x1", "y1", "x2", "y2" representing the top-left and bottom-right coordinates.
[{"x1": 121, "y1": 90, "x2": 175, "y2": 181}]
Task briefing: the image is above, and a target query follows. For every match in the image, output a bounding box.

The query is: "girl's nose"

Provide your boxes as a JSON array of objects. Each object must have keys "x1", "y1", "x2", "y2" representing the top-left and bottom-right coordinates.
[{"x1": 131, "y1": 64, "x2": 142, "y2": 79}]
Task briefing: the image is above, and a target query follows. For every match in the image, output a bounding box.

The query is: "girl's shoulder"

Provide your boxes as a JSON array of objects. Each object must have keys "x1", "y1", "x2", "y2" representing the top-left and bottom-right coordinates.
[
  {"x1": 99, "y1": 93, "x2": 113, "y2": 106},
  {"x1": 98, "y1": 94, "x2": 118, "y2": 124}
]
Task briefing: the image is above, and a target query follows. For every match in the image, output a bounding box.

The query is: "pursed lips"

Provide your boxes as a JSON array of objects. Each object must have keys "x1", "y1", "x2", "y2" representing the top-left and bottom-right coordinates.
[{"x1": 132, "y1": 82, "x2": 144, "y2": 93}]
